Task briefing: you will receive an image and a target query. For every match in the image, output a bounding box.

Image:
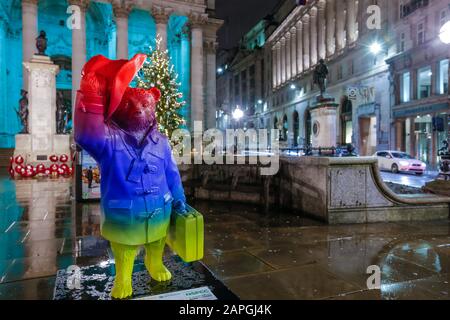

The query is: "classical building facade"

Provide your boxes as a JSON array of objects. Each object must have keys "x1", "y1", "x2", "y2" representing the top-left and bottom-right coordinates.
[
  {"x1": 216, "y1": 0, "x2": 295, "y2": 131},
  {"x1": 216, "y1": 20, "x2": 267, "y2": 130},
  {"x1": 0, "y1": 0, "x2": 222, "y2": 148},
  {"x1": 388, "y1": 0, "x2": 450, "y2": 168},
  {"x1": 262, "y1": 0, "x2": 401, "y2": 154}
]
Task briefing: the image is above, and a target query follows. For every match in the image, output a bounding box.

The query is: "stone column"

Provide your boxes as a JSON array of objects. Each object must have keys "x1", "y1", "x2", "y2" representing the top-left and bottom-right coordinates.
[
  {"x1": 22, "y1": 0, "x2": 38, "y2": 90},
  {"x1": 326, "y1": 0, "x2": 336, "y2": 57},
  {"x1": 409, "y1": 117, "x2": 416, "y2": 157},
  {"x1": 69, "y1": 0, "x2": 89, "y2": 110},
  {"x1": 255, "y1": 56, "x2": 262, "y2": 103},
  {"x1": 180, "y1": 26, "x2": 191, "y2": 125},
  {"x1": 280, "y1": 37, "x2": 286, "y2": 84},
  {"x1": 152, "y1": 5, "x2": 173, "y2": 52},
  {"x1": 189, "y1": 12, "x2": 208, "y2": 131},
  {"x1": 296, "y1": 21, "x2": 303, "y2": 74},
  {"x1": 302, "y1": 15, "x2": 310, "y2": 71},
  {"x1": 310, "y1": 8, "x2": 318, "y2": 67},
  {"x1": 0, "y1": 18, "x2": 7, "y2": 135},
  {"x1": 290, "y1": 26, "x2": 297, "y2": 77},
  {"x1": 346, "y1": 0, "x2": 357, "y2": 45},
  {"x1": 272, "y1": 45, "x2": 278, "y2": 88},
  {"x1": 205, "y1": 40, "x2": 217, "y2": 130},
  {"x1": 317, "y1": 1, "x2": 326, "y2": 60},
  {"x1": 395, "y1": 120, "x2": 403, "y2": 150},
  {"x1": 276, "y1": 41, "x2": 282, "y2": 87},
  {"x1": 336, "y1": 0, "x2": 346, "y2": 51},
  {"x1": 285, "y1": 32, "x2": 292, "y2": 81},
  {"x1": 113, "y1": 3, "x2": 131, "y2": 59}
]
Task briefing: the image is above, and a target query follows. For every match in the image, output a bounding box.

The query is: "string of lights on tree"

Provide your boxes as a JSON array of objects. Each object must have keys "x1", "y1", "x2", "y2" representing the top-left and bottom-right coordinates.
[{"x1": 135, "y1": 35, "x2": 186, "y2": 138}]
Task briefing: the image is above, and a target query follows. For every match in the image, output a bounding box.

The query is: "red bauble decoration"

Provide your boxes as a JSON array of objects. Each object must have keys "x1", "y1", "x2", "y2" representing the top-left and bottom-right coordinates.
[
  {"x1": 9, "y1": 168, "x2": 14, "y2": 177},
  {"x1": 45, "y1": 170, "x2": 50, "y2": 175},
  {"x1": 60, "y1": 154, "x2": 69, "y2": 163},
  {"x1": 57, "y1": 168, "x2": 65, "y2": 175},
  {"x1": 25, "y1": 164, "x2": 33, "y2": 171},
  {"x1": 67, "y1": 168, "x2": 73, "y2": 175},
  {"x1": 50, "y1": 164, "x2": 59, "y2": 172},
  {"x1": 9, "y1": 157, "x2": 13, "y2": 164},
  {"x1": 36, "y1": 164, "x2": 46, "y2": 173},
  {"x1": 15, "y1": 165, "x2": 23, "y2": 174},
  {"x1": 60, "y1": 164, "x2": 69, "y2": 171},
  {"x1": 49, "y1": 155, "x2": 58, "y2": 162},
  {"x1": 15, "y1": 156, "x2": 24, "y2": 165},
  {"x1": 25, "y1": 170, "x2": 35, "y2": 178}
]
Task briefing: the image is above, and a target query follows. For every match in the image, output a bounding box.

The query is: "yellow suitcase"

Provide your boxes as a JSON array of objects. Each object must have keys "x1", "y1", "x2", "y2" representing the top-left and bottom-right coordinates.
[{"x1": 166, "y1": 205, "x2": 204, "y2": 263}]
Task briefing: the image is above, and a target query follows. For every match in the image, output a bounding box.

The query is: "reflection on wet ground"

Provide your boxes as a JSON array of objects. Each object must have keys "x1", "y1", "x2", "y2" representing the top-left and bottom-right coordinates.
[{"x1": 0, "y1": 174, "x2": 448, "y2": 300}]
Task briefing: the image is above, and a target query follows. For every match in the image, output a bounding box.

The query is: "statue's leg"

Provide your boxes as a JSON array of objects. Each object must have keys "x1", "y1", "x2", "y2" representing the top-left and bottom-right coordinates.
[
  {"x1": 110, "y1": 242, "x2": 138, "y2": 299},
  {"x1": 144, "y1": 237, "x2": 172, "y2": 282}
]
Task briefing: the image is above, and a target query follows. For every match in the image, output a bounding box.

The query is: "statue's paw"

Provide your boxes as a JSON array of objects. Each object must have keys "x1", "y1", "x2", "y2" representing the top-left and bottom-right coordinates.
[
  {"x1": 147, "y1": 263, "x2": 172, "y2": 282},
  {"x1": 111, "y1": 281, "x2": 133, "y2": 300}
]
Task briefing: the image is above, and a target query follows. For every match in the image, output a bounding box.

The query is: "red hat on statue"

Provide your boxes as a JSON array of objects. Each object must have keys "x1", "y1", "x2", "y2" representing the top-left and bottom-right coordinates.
[{"x1": 80, "y1": 53, "x2": 147, "y2": 120}]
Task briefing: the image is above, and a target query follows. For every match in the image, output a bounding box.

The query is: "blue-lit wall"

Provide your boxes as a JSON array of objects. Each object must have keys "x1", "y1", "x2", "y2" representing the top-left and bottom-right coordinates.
[
  {"x1": 87, "y1": 2, "x2": 116, "y2": 61},
  {"x1": 0, "y1": 0, "x2": 22, "y2": 148},
  {"x1": 0, "y1": 0, "x2": 191, "y2": 148},
  {"x1": 128, "y1": 9, "x2": 156, "y2": 58}
]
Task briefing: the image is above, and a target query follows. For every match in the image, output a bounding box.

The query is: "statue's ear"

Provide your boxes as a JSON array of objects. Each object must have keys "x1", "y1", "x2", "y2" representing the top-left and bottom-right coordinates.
[{"x1": 149, "y1": 87, "x2": 161, "y2": 103}]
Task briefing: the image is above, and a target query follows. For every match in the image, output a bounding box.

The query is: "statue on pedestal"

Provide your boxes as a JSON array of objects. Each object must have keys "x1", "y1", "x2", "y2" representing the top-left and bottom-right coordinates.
[
  {"x1": 75, "y1": 54, "x2": 200, "y2": 299},
  {"x1": 313, "y1": 59, "x2": 329, "y2": 98},
  {"x1": 16, "y1": 90, "x2": 29, "y2": 134},
  {"x1": 56, "y1": 91, "x2": 68, "y2": 134},
  {"x1": 36, "y1": 30, "x2": 48, "y2": 56}
]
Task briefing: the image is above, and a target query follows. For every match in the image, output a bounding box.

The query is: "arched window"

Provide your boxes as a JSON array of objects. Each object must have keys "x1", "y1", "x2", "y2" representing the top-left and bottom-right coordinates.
[
  {"x1": 305, "y1": 110, "x2": 312, "y2": 146},
  {"x1": 282, "y1": 115, "x2": 288, "y2": 142},
  {"x1": 341, "y1": 96, "x2": 353, "y2": 144},
  {"x1": 293, "y1": 111, "x2": 299, "y2": 147}
]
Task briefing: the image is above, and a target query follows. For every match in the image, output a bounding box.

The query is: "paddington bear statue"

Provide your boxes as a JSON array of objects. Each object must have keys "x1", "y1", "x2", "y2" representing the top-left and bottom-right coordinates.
[{"x1": 74, "y1": 54, "x2": 187, "y2": 299}]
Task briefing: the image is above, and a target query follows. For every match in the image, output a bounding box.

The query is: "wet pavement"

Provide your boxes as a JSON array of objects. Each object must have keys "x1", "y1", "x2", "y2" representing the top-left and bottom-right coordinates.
[
  {"x1": 0, "y1": 174, "x2": 449, "y2": 300},
  {"x1": 381, "y1": 171, "x2": 438, "y2": 189}
]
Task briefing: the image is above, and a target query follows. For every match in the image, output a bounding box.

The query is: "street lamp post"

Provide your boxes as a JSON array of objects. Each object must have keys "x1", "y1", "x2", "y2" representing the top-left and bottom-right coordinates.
[
  {"x1": 439, "y1": 21, "x2": 450, "y2": 45},
  {"x1": 232, "y1": 105, "x2": 244, "y2": 129},
  {"x1": 369, "y1": 42, "x2": 382, "y2": 55}
]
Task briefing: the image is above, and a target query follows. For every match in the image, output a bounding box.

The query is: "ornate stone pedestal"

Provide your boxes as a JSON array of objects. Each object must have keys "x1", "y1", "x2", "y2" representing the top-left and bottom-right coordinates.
[
  {"x1": 309, "y1": 96, "x2": 339, "y2": 149},
  {"x1": 15, "y1": 55, "x2": 70, "y2": 163}
]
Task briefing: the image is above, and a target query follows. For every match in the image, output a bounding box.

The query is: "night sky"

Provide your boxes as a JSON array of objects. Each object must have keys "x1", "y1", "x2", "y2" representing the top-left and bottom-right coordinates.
[{"x1": 215, "y1": 0, "x2": 283, "y2": 50}]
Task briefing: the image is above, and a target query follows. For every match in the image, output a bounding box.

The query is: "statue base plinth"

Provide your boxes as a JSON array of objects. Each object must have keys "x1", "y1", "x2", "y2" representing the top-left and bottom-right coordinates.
[
  {"x1": 312, "y1": 94, "x2": 336, "y2": 105},
  {"x1": 30, "y1": 54, "x2": 52, "y2": 64},
  {"x1": 310, "y1": 97, "x2": 339, "y2": 149},
  {"x1": 14, "y1": 54, "x2": 66, "y2": 165},
  {"x1": 53, "y1": 252, "x2": 239, "y2": 300},
  {"x1": 14, "y1": 133, "x2": 71, "y2": 164}
]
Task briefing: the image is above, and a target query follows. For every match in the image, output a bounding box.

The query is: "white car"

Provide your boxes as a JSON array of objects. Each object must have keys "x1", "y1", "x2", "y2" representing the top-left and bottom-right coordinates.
[{"x1": 373, "y1": 151, "x2": 427, "y2": 175}]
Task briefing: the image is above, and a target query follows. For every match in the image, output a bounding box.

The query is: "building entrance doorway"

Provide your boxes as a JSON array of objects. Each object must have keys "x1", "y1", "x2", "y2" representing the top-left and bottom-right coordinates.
[
  {"x1": 359, "y1": 116, "x2": 377, "y2": 156},
  {"x1": 305, "y1": 110, "x2": 311, "y2": 146},
  {"x1": 293, "y1": 111, "x2": 299, "y2": 147}
]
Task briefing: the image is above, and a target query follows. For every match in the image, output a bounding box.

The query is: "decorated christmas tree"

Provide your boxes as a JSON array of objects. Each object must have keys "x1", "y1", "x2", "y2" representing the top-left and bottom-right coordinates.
[{"x1": 136, "y1": 35, "x2": 186, "y2": 138}]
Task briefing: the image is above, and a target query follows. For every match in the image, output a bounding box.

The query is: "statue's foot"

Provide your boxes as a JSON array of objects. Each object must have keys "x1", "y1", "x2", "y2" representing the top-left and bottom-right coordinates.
[
  {"x1": 145, "y1": 258, "x2": 172, "y2": 282},
  {"x1": 111, "y1": 280, "x2": 133, "y2": 299}
]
